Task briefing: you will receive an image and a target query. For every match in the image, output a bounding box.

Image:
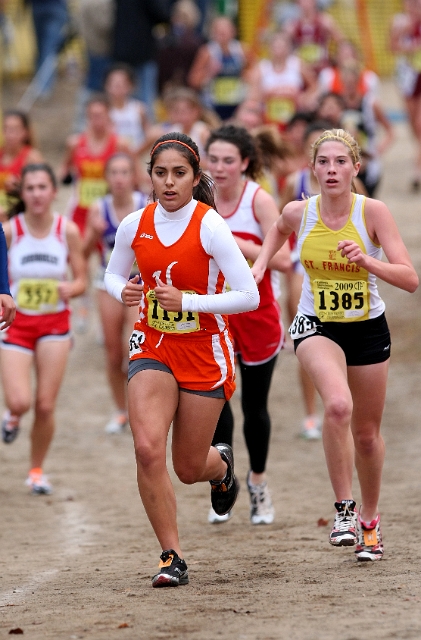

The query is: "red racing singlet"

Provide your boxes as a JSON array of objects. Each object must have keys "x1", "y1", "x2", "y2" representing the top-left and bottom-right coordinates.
[
  {"x1": 292, "y1": 16, "x2": 330, "y2": 71},
  {"x1": 221, "y1": 181, "x2": 283, "y2": 365},
  {"x1": 70, "y1": 133, "x2": 118, "y2": 233},
  {"x1": 0, "y1": 146, "x2": 32, "y2": 211}
]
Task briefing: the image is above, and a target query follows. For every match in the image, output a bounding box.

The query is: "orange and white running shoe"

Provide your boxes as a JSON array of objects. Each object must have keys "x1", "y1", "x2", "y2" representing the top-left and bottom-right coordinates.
[
  {"x1": 300, "y1": 415, "x2": 322, "y2": 440},
  {"x1": 104, "y1": 411, "x2": 128, "y2": 434},
  {"x1": 25, "y1": 468, "x2": 52, "y2": 495},
  {"x1": 355, "y1": 512, "x2": 384, "y2": 561}
]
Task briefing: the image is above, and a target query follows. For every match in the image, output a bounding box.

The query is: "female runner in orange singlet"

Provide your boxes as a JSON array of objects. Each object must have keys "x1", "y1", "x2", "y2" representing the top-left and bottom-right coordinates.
[{"x1": 104, "y1": 132, "x2": 259, "y2": 587}]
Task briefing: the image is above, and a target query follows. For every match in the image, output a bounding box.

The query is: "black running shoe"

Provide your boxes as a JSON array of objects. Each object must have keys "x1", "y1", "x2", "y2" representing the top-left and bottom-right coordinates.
[
  {"x1": 329, "y1": 500, "x2": 358, "y2": 546},
  {"x1": 210, "y1": 443, "x2": 240, "y2": 516},
  {"x1": 151, "y1": 549, "x2": 189, "y2": 588},
  {"x1": 2, "y1": 411, "x2": 20, "y2": 444}
]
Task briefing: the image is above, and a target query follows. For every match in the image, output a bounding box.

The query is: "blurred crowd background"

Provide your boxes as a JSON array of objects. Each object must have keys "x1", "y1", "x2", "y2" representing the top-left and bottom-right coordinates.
[{"x1": 1, "y1": 0, "x2": 416, "y2": 202}]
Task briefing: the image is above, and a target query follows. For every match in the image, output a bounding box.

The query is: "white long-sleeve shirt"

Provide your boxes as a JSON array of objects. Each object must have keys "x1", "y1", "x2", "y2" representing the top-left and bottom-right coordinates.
[{"x1": 104, "y1": 198, "x2": 259, "y2": 315}]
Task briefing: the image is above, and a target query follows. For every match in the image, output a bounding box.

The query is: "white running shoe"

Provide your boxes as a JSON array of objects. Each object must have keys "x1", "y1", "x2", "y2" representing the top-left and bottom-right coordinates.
[
  {"x1": 208, "y1": 507, "x2": 232, "y2": 524},
  {"x1": 355, "y1": 511, "x2": 383, "y2": 561},
  {"x1": 247, "y1": 472, "x2": 275, "y2": 525},
  {"x1": 25, "y1": 469, "x2": 52, "y2": 495},
  {"x1": 105, "y1": 412, "x2": 128, "y2": 434},
  {"x1": 300, "y1": 415, "x2": 322, "y2": 440}
]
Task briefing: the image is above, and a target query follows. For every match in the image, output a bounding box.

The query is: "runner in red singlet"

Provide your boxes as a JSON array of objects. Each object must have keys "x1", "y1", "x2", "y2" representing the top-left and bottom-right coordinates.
[
  {"x1": 0, "y1": 111, "x2": 43, "y2": 220},
  {"x1": 286, "y1": 0, "x2": 343, "y2": 75},
  {"x1": 59, "y1": 97, "x2": 130, "y2": 331},
  {"x1": 60, "y1": 96, "x2": 130, "y2": 235},
  {"x1": 206, "y1": 125, "x2": 291, "y2": 525}
]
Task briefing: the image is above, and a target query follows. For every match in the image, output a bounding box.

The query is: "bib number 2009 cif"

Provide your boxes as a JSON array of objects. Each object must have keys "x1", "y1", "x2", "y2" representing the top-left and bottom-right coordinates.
[{"x1": 315, "y1": 279, "x2": 367, "y2": 320}]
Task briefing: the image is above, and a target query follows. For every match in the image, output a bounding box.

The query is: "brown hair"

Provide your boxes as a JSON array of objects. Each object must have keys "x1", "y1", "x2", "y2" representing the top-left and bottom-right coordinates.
[
  {"x1": 205, "y1": 124, "x2": 263, "y2": 181},
  {"x1": 3, "y1": 110, "x2": 34, "y2": 146},
  {"x1": 253, "y1": 125, "x2": 294, "y2": 170},
  {"x1": 148, "y1": 131, "x2": 216, "y2": 208}
]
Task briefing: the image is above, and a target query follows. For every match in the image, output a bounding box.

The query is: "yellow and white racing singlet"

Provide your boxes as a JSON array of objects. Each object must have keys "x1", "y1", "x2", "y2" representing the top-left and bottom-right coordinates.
[{"x1": 296, "y1": 194, "x2": 385, "y2": 322}]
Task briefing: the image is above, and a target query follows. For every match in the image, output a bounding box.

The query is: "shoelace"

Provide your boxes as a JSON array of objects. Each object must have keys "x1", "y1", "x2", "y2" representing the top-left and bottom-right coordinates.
[
  {"x1": 249, "y1": 483, "x2": 268, "y2": 506},
  {"x1": 160, "y1": 550, "x2": 173, "y2": 563},
  {"x1": 335, "y1": 507, "x2": 356, "y2": 532}
]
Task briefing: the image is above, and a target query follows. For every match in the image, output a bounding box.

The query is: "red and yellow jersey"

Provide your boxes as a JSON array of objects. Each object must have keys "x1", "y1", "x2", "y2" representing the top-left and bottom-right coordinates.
[
  {"x1": 69, "y1": 133, "x2": 118, "y2": 231},
  {"x1": 0, "y1": 146, "x2": 32, "y2": 210},
  {"x1": 291, "y1": 16, "x2": 330, "y2": 70}
]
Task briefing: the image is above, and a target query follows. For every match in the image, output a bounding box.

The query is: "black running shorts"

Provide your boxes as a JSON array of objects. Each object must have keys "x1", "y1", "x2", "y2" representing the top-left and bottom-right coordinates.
[{"x1": 293, "y1": 312, "x2": 391, "y2": 366}]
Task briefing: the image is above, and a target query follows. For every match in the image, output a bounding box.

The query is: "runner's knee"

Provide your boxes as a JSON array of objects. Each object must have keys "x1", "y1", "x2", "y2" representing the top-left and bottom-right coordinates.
[
  {"x1": 173, "y1": 459, "x2": 203, "y2": 485},
  {"x1": 133, "y1": 438, "x2": 165, "y2": 471},
  {"x1": 35, "y1": 396, "x2": 56, "y2": 418},
  {"x1": 324, "y1": 395, "x2": 353, "y2": 426},
  {"x1": 353, "y1": 428, "x2": 382, "y2": 456},
  {"x1": 8, "y1": 396, "x2": 31, "y2": 417}
]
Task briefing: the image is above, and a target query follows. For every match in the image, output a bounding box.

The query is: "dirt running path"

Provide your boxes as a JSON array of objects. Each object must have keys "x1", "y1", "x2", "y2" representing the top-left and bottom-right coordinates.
[{"x1": 0, "y1": 78, "x2": 420, "y2": 640}]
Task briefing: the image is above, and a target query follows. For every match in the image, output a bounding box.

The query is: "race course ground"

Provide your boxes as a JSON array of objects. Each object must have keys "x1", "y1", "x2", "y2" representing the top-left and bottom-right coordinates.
[{"x1": 0, "y1": 77, "x2": 420, "y2": 640}]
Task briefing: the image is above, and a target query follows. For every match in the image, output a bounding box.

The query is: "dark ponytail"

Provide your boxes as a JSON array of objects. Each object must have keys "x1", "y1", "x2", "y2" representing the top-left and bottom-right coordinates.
[
  {"x1": 148, "y1": 131, "x2": 216, "y2": 209},
  {"x1": 205, "y1": 124, "x2": 263, "y2": 181}
]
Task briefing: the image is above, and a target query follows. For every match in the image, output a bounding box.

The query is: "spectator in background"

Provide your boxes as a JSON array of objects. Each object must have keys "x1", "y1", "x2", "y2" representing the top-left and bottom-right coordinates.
[
  {"x1": 112, "y1": 0, "x2": 174, "y2": 122},
  {"x1": 188, "y1": 16, "x2": 252, "y2": 121},
  {"x1": 157, "y1": 0, "x2": 205, "y2": 95},
  {"x1": 390, "y1": 0, "x2": 421, "y2": 190},
  {"x1": 0, "y1": 0, "x2": 10, "y2": 128},
  {"x1": 77, "y1": 0, "x2": 113, "y2": 94},
  {"x1": 73, "y1": 0, "x2": 114, "y2": 132},
  {"x1": 26, "y1": 0, "x2": 69, "y2": 98}
]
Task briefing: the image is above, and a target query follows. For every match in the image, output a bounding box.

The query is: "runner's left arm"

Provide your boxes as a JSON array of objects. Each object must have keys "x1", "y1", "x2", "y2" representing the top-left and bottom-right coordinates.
[{"x1": 0, "y1": 223, "x2": 16, "y2": 329}]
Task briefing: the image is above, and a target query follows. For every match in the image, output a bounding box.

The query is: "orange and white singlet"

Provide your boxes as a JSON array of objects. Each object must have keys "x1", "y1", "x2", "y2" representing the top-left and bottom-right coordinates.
[
  {"x1": 297, "y1": 194, "x2": 385, "y2": 322},
  {"x1": 220, "y1": 181, "x2": 283, "y2": 365},
  {"x1": 8, "y1": 213, "x2": 69, "y2": 315},
  {"x1": 132, "y1": 200, "x2": 231, "y2": 337},
  {"x1": 104, "y1": 198, "x2": 259, "y2": 395}
]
